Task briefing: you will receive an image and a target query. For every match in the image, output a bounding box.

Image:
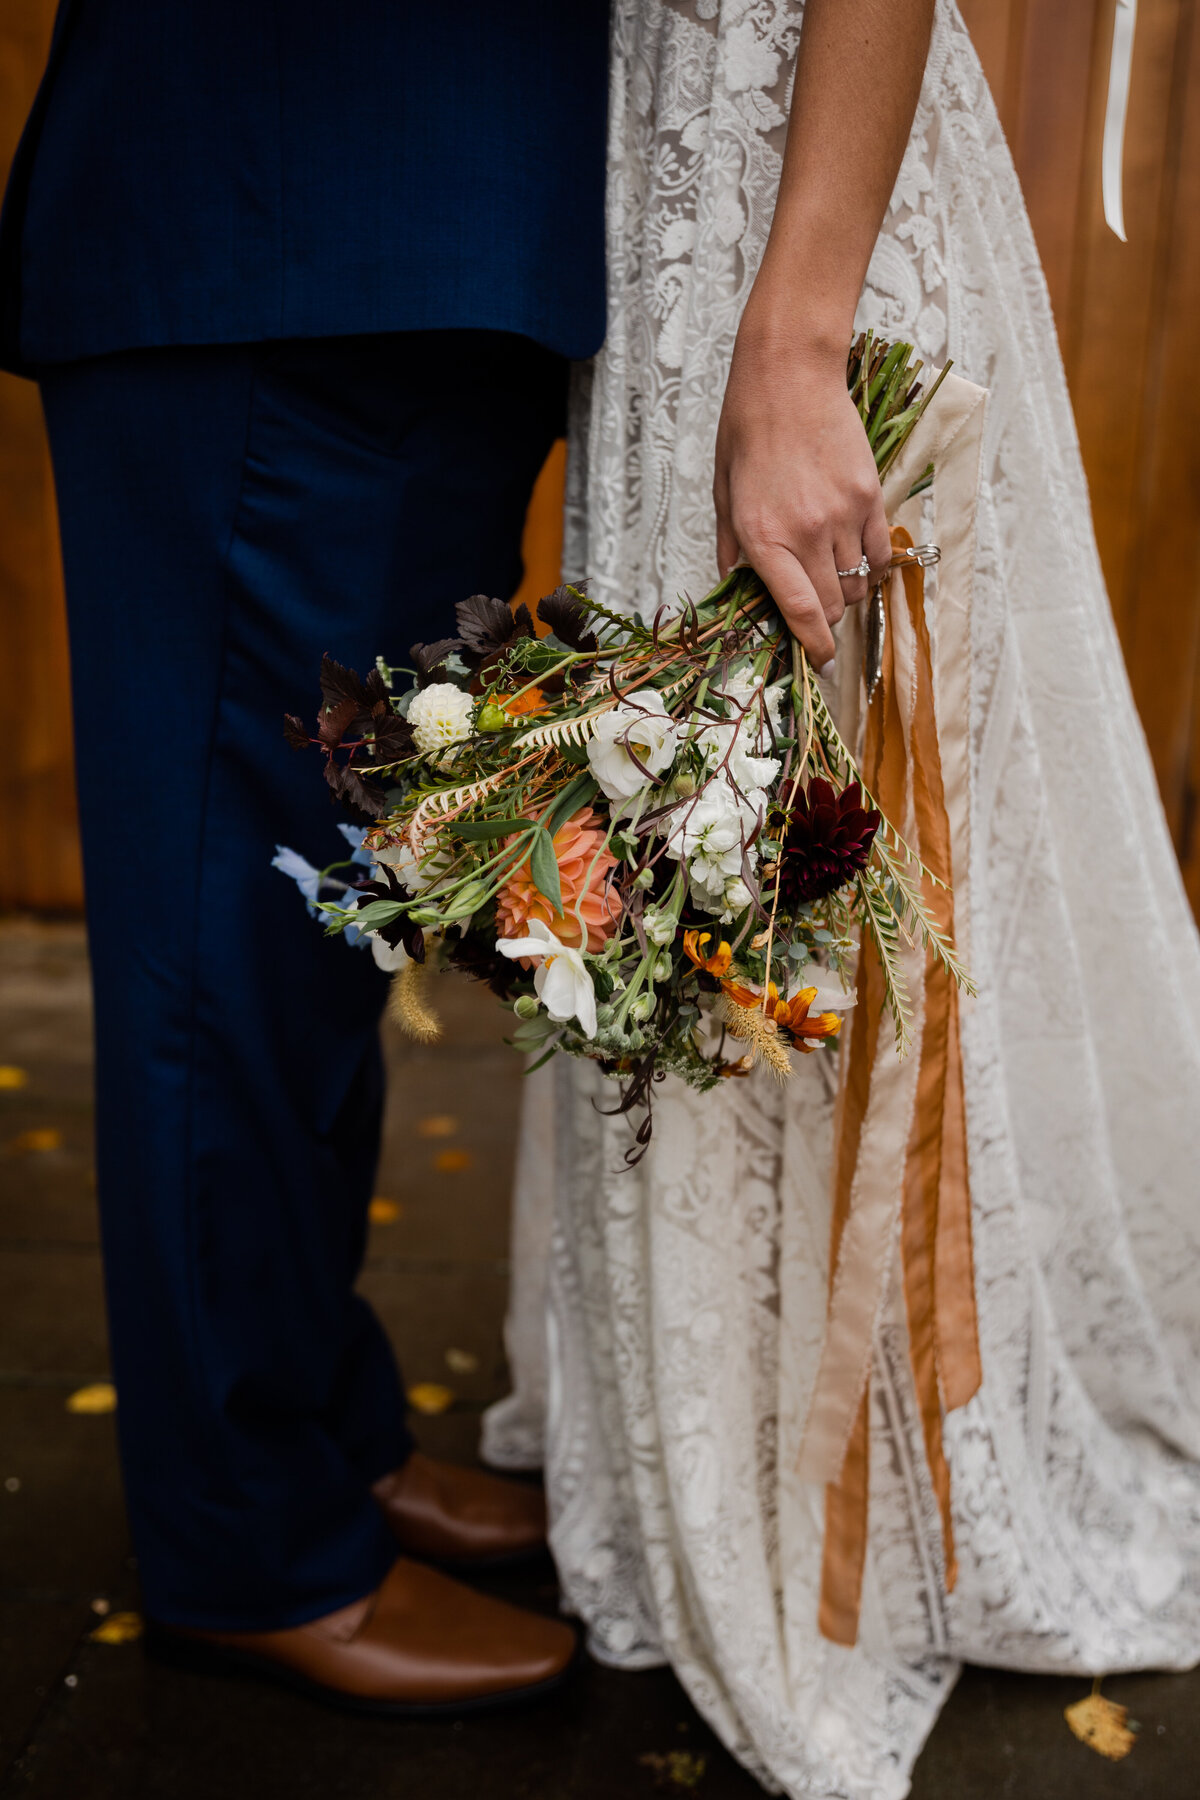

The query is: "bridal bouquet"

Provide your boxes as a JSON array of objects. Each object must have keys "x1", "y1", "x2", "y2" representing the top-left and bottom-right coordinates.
[{"x1": 278, "y1": 336, "x2": 969, "y2": 1145}]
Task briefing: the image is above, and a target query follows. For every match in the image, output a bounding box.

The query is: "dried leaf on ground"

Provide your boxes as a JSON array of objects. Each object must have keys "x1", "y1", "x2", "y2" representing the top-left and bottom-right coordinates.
[
  {"x1": 7, "y1": 1127, "x2": 63, "y2": 1154},
  {"x1": 434, "y1": 1148, "x2": 472, "y2": 1173},
  {"x1": 368, "y1": 1196, "x2": 403, "y2": 1224},
  {"x1": 417, "y1": 1114, "x2": 458, "y2": 1138},
  {"x1": 1065, "y1": 1689, "x2": 1137, "y2": 1761},
  {"x1": 90, "y1": 1611, "x2": 143, "y2": 1645},
  {"x1": 407, "y1": 1383, "x2": 455, "y2": 1416},
  {"x1": 639, "y1": 1751, "x2": 707, "y2": 1791},
  {"x1": 66, "y1": 1383, "x2": 117, "y2": 1415}
]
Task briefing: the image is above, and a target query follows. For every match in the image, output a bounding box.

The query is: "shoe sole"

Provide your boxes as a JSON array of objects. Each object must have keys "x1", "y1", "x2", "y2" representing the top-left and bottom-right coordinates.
[{"x1": 144, "y1": 1622, "x2": 581, "y2": 1719}]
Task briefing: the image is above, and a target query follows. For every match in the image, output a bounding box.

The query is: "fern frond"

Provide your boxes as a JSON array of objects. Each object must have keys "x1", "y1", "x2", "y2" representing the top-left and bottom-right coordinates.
[
  {"x1": 408, "y1": 766, "x2": 524, "y2": 849},
  {"x1": 856, "y1": 870, "x2": 915, "y2": 1056},
  {"x1": 511, "y1": 704, "x2": 615, "y2": 752}
]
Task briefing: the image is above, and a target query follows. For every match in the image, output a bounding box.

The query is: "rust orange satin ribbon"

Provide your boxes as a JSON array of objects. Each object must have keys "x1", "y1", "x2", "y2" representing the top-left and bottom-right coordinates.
[{"x1": 817, "y1": 525, "x2": 983, "y2": 1648}]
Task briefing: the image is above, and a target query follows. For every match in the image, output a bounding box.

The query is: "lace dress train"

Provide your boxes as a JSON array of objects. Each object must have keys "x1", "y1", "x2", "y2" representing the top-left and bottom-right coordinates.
[{"x1": 484, "y1": 5, "x2": 1200, "y2": 1795}]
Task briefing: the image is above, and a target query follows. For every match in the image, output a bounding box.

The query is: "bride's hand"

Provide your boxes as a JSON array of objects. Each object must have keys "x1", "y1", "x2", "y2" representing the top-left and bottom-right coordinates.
[{"x1": 714, "y1": 323, "x2": 891, "y2": 670}]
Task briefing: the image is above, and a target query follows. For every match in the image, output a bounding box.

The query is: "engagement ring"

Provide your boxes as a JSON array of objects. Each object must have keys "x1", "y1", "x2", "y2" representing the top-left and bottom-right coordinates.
[{"x1": 836, "y1": 554, "x2": 871, "y2": 579}]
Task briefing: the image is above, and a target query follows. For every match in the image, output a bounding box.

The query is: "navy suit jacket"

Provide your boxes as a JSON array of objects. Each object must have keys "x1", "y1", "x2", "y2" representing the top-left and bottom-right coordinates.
[{"x1": 0, "y1": 0, "x2": 609, "y2": 375}]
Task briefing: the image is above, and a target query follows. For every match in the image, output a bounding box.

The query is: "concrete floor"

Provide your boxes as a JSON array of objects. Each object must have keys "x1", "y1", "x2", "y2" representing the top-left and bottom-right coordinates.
[{"x1": 1, "y1": 918, "x2": 1195, "y2": 1799}]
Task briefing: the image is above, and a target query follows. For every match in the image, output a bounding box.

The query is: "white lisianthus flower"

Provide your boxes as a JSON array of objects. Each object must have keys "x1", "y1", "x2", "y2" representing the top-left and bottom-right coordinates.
[
  {"x1": 373, "y1": 840, "x2": 451, "y2": 895},
  {"x1": 408, "y1": 682, "x2": 475, "y2": 761},
  {"x1": 369, "y1": 934, "x2": 411, "y2": 973},
  {"x1": 791, "y1": 967, "x2": 856, "y2": 1012},
  {"x1": 495, "y1": 919, "x2": 598, "y2": 1037},
  {"x1": 587, "y1": 691, "x2": 679, "y2": 802}
]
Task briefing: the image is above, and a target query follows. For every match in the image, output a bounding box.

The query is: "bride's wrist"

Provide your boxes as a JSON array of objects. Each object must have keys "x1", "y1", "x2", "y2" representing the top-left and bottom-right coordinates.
[{"x1": 734, "y1": 282, "x2": 853, "y2": 378}]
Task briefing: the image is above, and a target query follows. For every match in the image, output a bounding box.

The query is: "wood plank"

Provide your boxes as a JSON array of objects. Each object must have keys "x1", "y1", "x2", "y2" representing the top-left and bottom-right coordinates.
[
  {"x1": 1116, "y1": 0, "x2": 1200, "y2": 883},
  {"x1": 1067, "y1": 0, "x2": 1189, "y2": 647},
  {"x1": 0, "y1": 4, "x2": 81, "y2": 912},
  {"x1": 1009, "y1": 0, "x2": 1104, "y2": 328}
]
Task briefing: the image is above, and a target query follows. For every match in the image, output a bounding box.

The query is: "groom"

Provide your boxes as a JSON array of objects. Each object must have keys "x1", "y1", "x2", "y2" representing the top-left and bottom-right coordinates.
[{"x1": 0, "y1": 2, "x2": 607, "y2": 1710}]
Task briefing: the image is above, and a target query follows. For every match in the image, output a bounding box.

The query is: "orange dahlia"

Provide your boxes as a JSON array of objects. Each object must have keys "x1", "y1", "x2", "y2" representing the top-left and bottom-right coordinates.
[{"x1": 496, "y1": 806, "x2": 619, "y2": 953}]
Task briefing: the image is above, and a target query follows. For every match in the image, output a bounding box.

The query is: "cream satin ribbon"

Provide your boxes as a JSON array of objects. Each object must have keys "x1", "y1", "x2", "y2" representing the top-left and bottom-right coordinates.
[
  {"x1": 796, "y1": 372, "x2": 989, "y2": 1646},
  {"x1": 1103, "y1": 0, "x2": 1138, "y2": 241}
]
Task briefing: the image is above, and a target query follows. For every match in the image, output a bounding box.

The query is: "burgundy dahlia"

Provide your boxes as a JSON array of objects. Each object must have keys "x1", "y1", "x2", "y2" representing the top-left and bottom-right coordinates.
[{"x1": 779, "y1": 778, "x2": 880, "y2": 905}]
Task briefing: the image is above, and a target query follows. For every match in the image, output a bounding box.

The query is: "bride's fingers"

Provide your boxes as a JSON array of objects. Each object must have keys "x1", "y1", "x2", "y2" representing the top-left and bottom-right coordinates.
[
  {"x1": 862, "y1": 492, "x2": 892, "y2": 583},
  {"x1": 832, "y1": 530, "x2": 870, "y2": 606},
  {"x1": 753, "y1": 545, "x2": 837, "y2": 668},
  {"x1": 716, "y1": 514, "x2": 739, "y2": 580}
]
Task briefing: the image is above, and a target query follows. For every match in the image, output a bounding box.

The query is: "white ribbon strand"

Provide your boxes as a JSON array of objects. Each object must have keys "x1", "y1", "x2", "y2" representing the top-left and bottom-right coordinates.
[{"x1": 1102, "y1": 0, "x2": 1138, "y2": 242}]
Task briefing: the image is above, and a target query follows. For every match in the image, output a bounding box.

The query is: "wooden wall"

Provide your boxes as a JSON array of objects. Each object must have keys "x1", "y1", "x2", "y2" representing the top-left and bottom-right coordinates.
[
  {"x1": 1, "y1": 2, "x2": 1199, "y2": 909},
  {"x1": 0, "y1": 1, "x2": 81, "y2": 911},
  {"x1": 958, "y1": 0, "x2": 1200, "y2": 903}
]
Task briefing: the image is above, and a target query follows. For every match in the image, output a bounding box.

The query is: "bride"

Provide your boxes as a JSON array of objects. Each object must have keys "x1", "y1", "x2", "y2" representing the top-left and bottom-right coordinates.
[{"x1": 484, "y1": 1, "x2": 1200, "y2": 1794}]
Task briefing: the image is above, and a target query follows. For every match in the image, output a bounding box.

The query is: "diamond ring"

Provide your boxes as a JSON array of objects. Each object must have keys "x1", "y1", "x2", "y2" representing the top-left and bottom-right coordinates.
[{"x1": 836, "y1": 554, "x2": 871, "y2": 580}]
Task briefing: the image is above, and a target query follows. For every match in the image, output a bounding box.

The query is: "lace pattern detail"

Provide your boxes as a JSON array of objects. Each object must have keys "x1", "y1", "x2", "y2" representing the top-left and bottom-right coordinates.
[{"x1": 486, "y1": 5, "x2": 1200, "y2": 1794}]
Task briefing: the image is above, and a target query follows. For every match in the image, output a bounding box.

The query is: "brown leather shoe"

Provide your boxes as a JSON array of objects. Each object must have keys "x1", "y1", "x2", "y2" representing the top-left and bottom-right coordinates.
[
  {"x1": 373, "y1": 1451, "x2": 547, "y2": 1567},
  {"x1": 147, "y1": 1558, "x2": 576, "y2": 1716}
]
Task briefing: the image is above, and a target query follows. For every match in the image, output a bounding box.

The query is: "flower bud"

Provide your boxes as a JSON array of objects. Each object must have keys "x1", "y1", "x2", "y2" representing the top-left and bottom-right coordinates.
[
  {"x1": 629, "y1": 994, "x2": 654, "y2": 1023},
  {"x1": 476, "y1": 703, "x2": 508, "y2": 733},
  {"x1": 632, "y1": 867, "x2": 655, "y2": 890},
  {"x1": 653, "y1": 955, "x2": 673, "y2": 982},
  {"x1": 513, "y1": 994, "x2": 540, "y2": 1020}
]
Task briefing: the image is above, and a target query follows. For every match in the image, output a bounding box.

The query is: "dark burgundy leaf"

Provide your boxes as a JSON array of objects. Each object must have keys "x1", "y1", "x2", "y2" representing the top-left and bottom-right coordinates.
[
  {"x1": 410, "y1": 637, "x2": 464, "y2": 685},
  {"x1": 319, "y1": 653, "x2": 371, "y2": 714},
  {"x1": 371, "y1": 711, "x2": 415, "y2": 760},
  {"x1": 283, "y1": 714, "x2": 311, "y2": 751},
  {"x1": 324, "y1": 757, "x2": 386, "y2": 822},
  {"x1": 537, "y1": 584, "x2": 599, "y2": 653},
  {"x1": 317, "y1": 695, "x2": 359, "y2": 749},
  {"x1": 456, "y1": 594, "x2": 516, "y2": 657}
]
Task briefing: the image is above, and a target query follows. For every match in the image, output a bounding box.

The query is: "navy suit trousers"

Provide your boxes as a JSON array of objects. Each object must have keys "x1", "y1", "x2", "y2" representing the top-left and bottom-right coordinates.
[{"x1": 39, "y1": 332, "x2": 566, "y2": 1628}]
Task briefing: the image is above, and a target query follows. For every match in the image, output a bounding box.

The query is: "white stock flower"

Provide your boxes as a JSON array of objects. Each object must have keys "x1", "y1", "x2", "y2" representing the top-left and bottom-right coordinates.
[
  {"x1": 665, "y1": 784, "x2": 758, "y2": 909},
  {"x1": 408, "y1": 682, "x2": 474, "y2": 760},
  {"x1": 587, "y1": 691, "x2": 679, "y2": 802},
  {"x1": 723, "y1": 877, "x2": 753, "y2": 913},
  {"x1": 642, "y1": 906, "x2": 678, "y2": 947},
  {"x1": 495, "y1": 919, "x2": 598, "y2": 1037},
  {"x1": 696, "y1": 718, "x2": 780, "y2": 797}
]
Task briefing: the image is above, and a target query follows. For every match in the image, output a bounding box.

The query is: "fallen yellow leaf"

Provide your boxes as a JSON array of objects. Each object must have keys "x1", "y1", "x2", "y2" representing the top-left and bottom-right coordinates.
[
  {"x1": 8, "y1": 1127, "x2": 63, "y2": 1154},
  {"x1": 66, "y1": 1383, "x2": 117, "y2": 1415},
  {"x1": 407, "y1": 1383, "x2": 455, "y2": 1416},
  {"x1": 639, "y1": 1750, "x2": 708, "y2": 1790},
  {"x1": 434, "y1": 1148, "x2": 472, "y2": 1174},
  {"x1": 0, "y1": 1066, "x2": 29, "y2": 1090},
  {"x1": 417, "y1": 1114, "x2": 458, "y2": 1138},
  {"x1": 368, "y1": 1196, "x2": 403, "y2": 1224},
  {"x1": 1065, "y1": 1689, "x2": 1137, "y2": 1761},
  {"x1": 89, "y1": 1611, "x2": 143, "y2": 1645},
  {"x1": 445, "y1": 1348, "x2": 480, "y2": 1375}
]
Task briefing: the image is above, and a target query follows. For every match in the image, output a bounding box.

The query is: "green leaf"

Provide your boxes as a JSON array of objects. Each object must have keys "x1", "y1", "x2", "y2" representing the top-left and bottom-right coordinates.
[
  {"x1": 544, "y1": 773, "x2": 599, "y2": 837},
  {"x1": 348, "y1": 899, "x2": 407, "y2": 933},
  {"x1": 446, "y1": 817, "x2": 534, "y2": 842},
  {"x1": 529, "y1": 826, "x2": 563, "y2": 912}
]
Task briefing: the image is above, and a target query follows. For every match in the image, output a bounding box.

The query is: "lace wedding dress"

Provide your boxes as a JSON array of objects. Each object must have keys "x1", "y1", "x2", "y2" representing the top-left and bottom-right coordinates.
[{"x1": 482, "y1": 3, "x2": 1200, "y2": 1794}]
